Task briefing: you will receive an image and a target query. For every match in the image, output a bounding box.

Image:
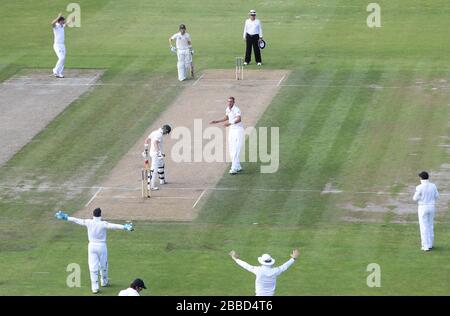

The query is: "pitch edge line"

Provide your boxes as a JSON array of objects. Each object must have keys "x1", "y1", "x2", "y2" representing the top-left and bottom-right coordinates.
[
  {"x1": 192, "y1": 73, "x2": 204, "y2": 86},
  {"x1": 192, "y1": 189, "x2": 207, "y2": 208},
  {"x1": 277, "y1": 74, "x2": 286, "y2": 87},
  {"x1": 85, "y1": 187, "x2": 102, "y2": 207}
]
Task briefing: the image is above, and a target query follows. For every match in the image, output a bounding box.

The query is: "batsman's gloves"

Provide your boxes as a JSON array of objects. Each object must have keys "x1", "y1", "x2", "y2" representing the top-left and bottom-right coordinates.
[
  {"x1": 157, "y1": 152, "x2": 165, "y2": 158},
  {"x1": 142, "y1": 148, "x2": 149, "y2": 158},
  {"x1": 170, "y1": 46, "x2": 177, "y2": 53},
  {"x1": 55, "y1": 210, "x2": 68, "y2": 221},
  {"x1": 189, "y1": 47, "x2": 194, "y2": 55},
  {"x1": 124, "y1": 222, "x2": 134, "y2": 231}
]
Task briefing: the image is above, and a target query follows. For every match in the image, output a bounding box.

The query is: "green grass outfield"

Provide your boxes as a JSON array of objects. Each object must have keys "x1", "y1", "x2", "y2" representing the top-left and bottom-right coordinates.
[{"x1": 0, "y1": 0, "x2": 449, "y2": 295}]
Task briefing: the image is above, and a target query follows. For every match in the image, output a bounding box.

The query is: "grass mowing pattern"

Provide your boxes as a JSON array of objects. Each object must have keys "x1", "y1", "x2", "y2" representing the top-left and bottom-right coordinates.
[{"x1": 0, "y1": 0, "x2": 449, "y2": 295}]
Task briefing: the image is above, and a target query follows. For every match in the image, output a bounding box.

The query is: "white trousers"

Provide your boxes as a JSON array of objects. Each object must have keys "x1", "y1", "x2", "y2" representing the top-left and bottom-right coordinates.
[
  {"x1": 418, "y1": 205, "x2": 435, "y2": 249},
  {"x1": 176, "y1": 49, "x2": 192, "y2": 81},
  {"x1": 229, "y1": 127, "x2": 244, "y2": 171},
  {"x1": 88, "y1": 242, "x2": 108, "y2": 292},
  {"x1": 53, "y1": 44, "x2": 66, "y2": 76}
]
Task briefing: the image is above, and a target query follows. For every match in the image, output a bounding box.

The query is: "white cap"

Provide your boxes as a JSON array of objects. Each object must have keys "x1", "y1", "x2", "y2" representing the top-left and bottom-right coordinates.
[{"x1": 249, "y1": 10, "x2": 256, "y2": 15}]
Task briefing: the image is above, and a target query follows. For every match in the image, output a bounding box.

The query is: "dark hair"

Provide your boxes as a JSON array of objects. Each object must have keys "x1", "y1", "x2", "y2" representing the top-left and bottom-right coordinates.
[
  {"x1": 179, "y1": 24, "x2": 186, "y2": 30},
  {"x1": 93, "y1": 208, "x2": 102, "y2": 217},
  {"x1": 228, "y1": 96, "x2": 235, "y2": 102},
  {"x1": 57, "y1": 16, "x2": 65, "y2": 22},
  {"x1": 418, "y1": 171, "x2": 429, "y2": 180}
]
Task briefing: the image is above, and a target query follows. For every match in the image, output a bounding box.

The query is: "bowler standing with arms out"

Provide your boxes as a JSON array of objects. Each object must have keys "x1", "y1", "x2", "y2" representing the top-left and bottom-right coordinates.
[
  {"x1": 55, "y1": 208, "x2": 134, "y2": 294},
  {"x1": 413, "y1": 171, "x2": 439, "y2": 251},
  {"x1": 169, "y1": 24, "x2": 193, "y2": 81},
  {"x1": 210, "y1": 97, "x2": 244, "y2": 175},
  {"x1": 243, "y1": 10, "x2": 263, "y2": 66},
  {"x1": 51, "y1": 13, "x2": 73, "y2": 78}
]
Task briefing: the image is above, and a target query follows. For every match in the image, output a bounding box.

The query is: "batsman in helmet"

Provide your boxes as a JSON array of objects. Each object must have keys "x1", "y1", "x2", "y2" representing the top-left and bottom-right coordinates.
[{"x1": 143, "y1": 124, "x2": 171, "y2": 191}]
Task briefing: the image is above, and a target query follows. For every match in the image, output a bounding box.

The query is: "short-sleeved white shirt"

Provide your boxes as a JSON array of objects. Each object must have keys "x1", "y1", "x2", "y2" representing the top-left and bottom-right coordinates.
[
  {"x1": 171, "y1": 32, "x2": 191, "y2": 50},
  {"x1": 118, "y1": 288, "x2": 140, "y2": 296},
  {"x1": 226, "y1": 105, "x2": 243, "y2": 129},
  {"x1": 149, "y1": 128, "x2": 164, "y2": 155},
  {"x1": 53, "y1": 23, "x2": 65, "y2": 45}
]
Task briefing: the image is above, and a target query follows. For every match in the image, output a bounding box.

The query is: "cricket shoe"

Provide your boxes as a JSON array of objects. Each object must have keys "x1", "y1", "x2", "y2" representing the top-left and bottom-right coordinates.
[
  {"x1": 236, "y1": 167, "x2": 243, "y2": 172},
  {"x1": 55, "y1": 74, "x2": 64, "y2": 78},
  {"x1": 257, "y1": 62, "x2": 262, "y2": 66},
  {"x1": 151, "y1": 187, "x2": 159, "y2": 191},
  {"x1": 244, "y1": 62, "x2": 248, "y2": 66},
  {"x1": 160, "y1": 179, "x2": 167, "y2": 185},
  {"x1": 229, "y1": 169, "x2": 238, "y2": 175},
  {"x1": 92, "y1": 289, "x2": 100, "y2": 294},
  {"x1": 421, "y1": 247, "x2": 430, "y2": 252}
]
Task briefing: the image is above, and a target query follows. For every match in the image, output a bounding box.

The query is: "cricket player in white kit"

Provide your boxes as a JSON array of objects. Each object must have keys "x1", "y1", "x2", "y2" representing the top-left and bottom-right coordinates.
[
  {"x1": 210, "y1": 97, "x2": 244, "y2": 174},
  {"x1": 229, "y1": 249, "x2": 299, "y2": 296},
  {"x1": 169, "y1": 24, "x2": 194, "y2": 81},
  {"x1": 143, "y1": 124, "x2": 171, "y2": 190},
  {"x1": 55, "y1": 208, "x2": 134, "y2": 294},
  {"x1": 51, "y1": 13, "x2": 73, "y2": 78},
  {"x1": 118, "y1": 278, "x2": 147, "y2": 296},
  {"x1": 413, "y1": 171, "x2": 439, "y2": 251}
]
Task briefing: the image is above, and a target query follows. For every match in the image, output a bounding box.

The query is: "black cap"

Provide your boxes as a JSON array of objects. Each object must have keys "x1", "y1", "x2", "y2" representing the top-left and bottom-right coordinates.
[
  {"x1": 162, "y1": 124, "x2": 171, "y2": 134},
  {"x1": 418, "y1": 171, "x2": 429, "y2": 180},
  {"x1": 179, "y1": 24, "x2": 186, "y2": 30},
  {"x1": 58, "y1": 16, "x2": 65, "y2": 22},
  {"x1": 130, "y1": 278, "x2": 147, "y2": 289},
  {"x1": 93, "y1": 208, "x2": 102, "y2": 217}
]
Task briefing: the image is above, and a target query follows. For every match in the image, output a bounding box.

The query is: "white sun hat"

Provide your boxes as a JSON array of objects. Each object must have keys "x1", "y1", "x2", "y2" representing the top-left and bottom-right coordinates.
[
  {"x1": 258, "y1": 253, "x2": 275, "y2": 266},
  {"x1": 249, "y1": 10, "x2": 256, "y2": 15}
]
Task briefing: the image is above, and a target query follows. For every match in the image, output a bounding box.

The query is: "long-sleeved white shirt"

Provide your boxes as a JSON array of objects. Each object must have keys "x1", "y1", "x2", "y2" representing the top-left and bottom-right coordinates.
[
  {"x1": 243, "y1": 19, "x2": 263, "y2": 39},
  {"x1": 413, "y1": 180, "x2": 439, "y2": 205},
  {"x1": 233, "y1": 258, "x2": 295, "y2": 296},
  {"x1": 67, "y1": 216, "x2": 124, "y2": 243}
]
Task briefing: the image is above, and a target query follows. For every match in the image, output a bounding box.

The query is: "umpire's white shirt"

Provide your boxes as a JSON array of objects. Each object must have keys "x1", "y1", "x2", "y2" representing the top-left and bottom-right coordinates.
[
  {"x1": 243, "y1": 19, "x2": 263, "y2": 39},
  {"x1": 413, "y1": 180, "x2": 439, "y2": 205},
  {"x1": 53, "y1": 23, "x2": 65, "y2": 45},
  {"x1": 233, "y1": 258, "x2": 295, "y2": 296},
  {"x1": 171, "y1": 32, "x2": 191, "y2": 50},
  {"x1": 226, "y1": 106, "x2": 244, "y2": 129},
  {"x1": 67, "y1": 217, "x2": 124, "y2": 243},
  {"x1": 118, "y1": 288, "x2": 140, "y2": 296},
  {"x1": 149, "y1": 128, "x2": 164, "y2": 156}
]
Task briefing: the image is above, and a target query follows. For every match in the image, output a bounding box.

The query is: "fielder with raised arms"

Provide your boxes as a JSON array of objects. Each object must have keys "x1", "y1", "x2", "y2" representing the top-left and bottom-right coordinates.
[
  {"x1": 169, "y1": 24, "x2": 194, "y2": 81},
  {"x1": 143, "y1": 124, "x2": 172, "y2": 191},
  {"x1": 55, "y1": 208, "x2": 134, "y2": 294}
]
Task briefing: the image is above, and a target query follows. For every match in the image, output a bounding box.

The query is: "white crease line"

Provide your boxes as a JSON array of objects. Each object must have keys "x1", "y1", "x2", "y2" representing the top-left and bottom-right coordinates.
[
  {"x1": 277, "y1": 74, "x2": 286, "y2": 87},
  {"x1": 1, "y1": 184, "x2": 449, "y2": 196},
  {"x1": 85, "y1": 187, "x2": 102, "y2": 207},
  {"x1": 192, "y1": 189, "x2": 207, "y2": 209},
  {"x1": 192, "y1": 73, "x2": 204, "y2": 86},
  {"x1": 112, "y1": 196, "x2": 194, "y2": 200}
]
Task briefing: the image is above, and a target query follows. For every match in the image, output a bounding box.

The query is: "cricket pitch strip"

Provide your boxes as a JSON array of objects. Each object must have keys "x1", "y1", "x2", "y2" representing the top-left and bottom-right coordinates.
[{"x1": 75, "y1": 69, "x2": 289, "y2": 221}]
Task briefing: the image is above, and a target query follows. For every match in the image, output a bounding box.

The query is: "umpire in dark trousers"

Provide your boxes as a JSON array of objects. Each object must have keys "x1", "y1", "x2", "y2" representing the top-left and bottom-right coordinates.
[{"x1": 243, "y1": 10, "x2": 263, "y2": 65}]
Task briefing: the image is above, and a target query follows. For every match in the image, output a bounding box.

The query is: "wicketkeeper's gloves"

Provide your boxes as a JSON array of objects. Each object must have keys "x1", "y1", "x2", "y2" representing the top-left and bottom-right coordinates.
[
  {"x1": 55, "y1": 210, "x2": 68, "y2": 221},
  {"x1": 124, "y1": 222, "x2": 134, "y2": 231}
]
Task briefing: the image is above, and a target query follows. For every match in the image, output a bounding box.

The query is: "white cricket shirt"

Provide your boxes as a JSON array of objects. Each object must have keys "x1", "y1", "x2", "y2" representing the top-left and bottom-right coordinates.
[
  {"x1": 171, "y1": 32, "x2": 191, "y2": 50},
  {"x1": 67, "y1": 216, "x2": 124, "y2": 243},
  {"x1": 226, "y1": 105, "x2": 243, "y2": 129},
  {"x1": 413, "y1": 180, "x2": 439, "y2": 205},
  {"x1": 53, "y1": 23, "x2": 65, "y2": 45},
  {"x1": 243, "y1": 19, "x2": 263, "y2": 38},
  {"x1": 233, "y1": 258, "x2": 295, "y2": 296},
  {"x1": 118, "y1": 288, "x2": 140, "y2": 296},
  {"x1": 148, "y1": 128, "x2": 164, "y2": 155}
]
